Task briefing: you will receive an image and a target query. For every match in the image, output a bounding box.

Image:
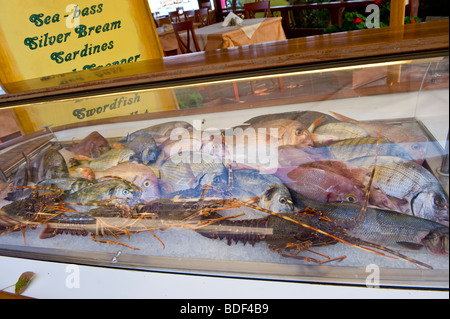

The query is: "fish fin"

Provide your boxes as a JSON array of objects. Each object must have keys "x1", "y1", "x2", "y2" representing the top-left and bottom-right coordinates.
[
  {"x1": 330, "y1": 111, "x2": 359, "y2": 124},
  {"x1": 308, "y1": 116, "x2": 325, "y2": 132},
  {"x1": 39, "y1": 225, "x2": 58, "y2": 239},
  {"x1": 396, "y1": 241, "x2": 424, "y2": 251}
]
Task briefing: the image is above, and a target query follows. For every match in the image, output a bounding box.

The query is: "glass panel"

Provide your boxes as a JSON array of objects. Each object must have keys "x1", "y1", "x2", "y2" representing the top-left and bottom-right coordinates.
[{"x1": 0, "y1": 56, "x2": 448, "y2": 287}]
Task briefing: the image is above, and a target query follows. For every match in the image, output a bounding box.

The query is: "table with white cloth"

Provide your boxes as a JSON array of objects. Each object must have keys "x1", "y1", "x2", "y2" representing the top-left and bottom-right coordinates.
[{"x1": 186, "y1": 17, "x2": 286, "y2": 51}]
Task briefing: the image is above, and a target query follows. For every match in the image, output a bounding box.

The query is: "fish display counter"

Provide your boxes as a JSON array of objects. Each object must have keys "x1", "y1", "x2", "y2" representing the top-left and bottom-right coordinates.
[{"x1": 0, "y1": 25, "x2": 449, "y2": 295}]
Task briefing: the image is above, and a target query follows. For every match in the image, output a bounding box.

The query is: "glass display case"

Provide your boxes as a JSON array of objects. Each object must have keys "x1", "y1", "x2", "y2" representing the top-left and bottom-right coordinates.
[{"x1": 0, "y1": 40, "x2": 448, "y2": 290}]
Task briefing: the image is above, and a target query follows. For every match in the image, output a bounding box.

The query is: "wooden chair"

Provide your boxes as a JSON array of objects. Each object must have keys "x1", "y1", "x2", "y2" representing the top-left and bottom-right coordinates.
[
  {"x1": 183, "y1": 9, "x2": 195, "y2": 22},
  {"x1": 244, "y1": 1, "x2": 271, "y2": 19},
  {"x1": 172, "y1": 20, "x2": 201, "y2": 54},
  {"x1": 200, "y1": 1, "x2": 211, "y2": 9},
  {"x1": 168, "y1": 11, "x2": 181, "y2": 23},
  {"x1": 194, "y1": 8, "x2": 210, "y2": 26}
]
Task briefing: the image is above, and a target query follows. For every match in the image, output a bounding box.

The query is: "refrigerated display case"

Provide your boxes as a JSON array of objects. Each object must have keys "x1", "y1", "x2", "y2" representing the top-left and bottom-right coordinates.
[{"x1": 0, "y1": 20, "x2": 448, "y2": 296}]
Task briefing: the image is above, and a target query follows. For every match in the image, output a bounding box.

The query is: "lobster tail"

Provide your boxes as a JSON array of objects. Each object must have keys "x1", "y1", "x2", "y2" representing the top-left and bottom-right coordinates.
[{"x1": 196, "y1": 217, "x2": 270, "y2": 246}]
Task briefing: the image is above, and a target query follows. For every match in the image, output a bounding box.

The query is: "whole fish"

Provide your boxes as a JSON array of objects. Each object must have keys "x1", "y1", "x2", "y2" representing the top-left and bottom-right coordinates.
[
  {"x1": 119, "y1": 133, "x2": 159, "y2": 165},
  {"x1": 229, "y1": 169, "x2": 294, "y2": 215},
  {"x1": 94, "y1": 163, "x2": 160, "y2": 202},
  {"x1": 242, "y1": 119, "x2": 314, "y2": 148},
  {"x1": 28, "y1": 148, "x2": 69, "y2": 183},
  {"x1": 293, "y1": 192, "x2": 449, "y2": 255},
  {"x1": 327, "y1": 137, "x2": 414, "y2": 162},
  {"x1": 312, "y1": 122, "x2": 370, "y2": 146},
  {"x1": 66, "y1": 131, "x2": 111, "y2": 158},
  {"x1": 330, "y1": 112, "x2": 429, "y2": 164},
  {"x1": 63, "y1": 178, "x2": 141, "y2": 212},
  {"x1": 244, "y1": 111, "x2": 339, "y2": 128},
  {"x1": 159, "y1": 152, "x2": 228, "y2": 195},
  {"x1": 71, "y1": 148, "x2": 135, "y2": 172},
  {"x1": 351, "y1": 156, "x2": 449, "y2": 226},
  {"x1": 36, "y1": 177, "x2": 94, "y2": 195},
  {"x1": 278, "y1": 161, "x2": 399, "y2": 210},
  {"x1": 128, "y1": 121, "x2": 193, "y2": 145}
]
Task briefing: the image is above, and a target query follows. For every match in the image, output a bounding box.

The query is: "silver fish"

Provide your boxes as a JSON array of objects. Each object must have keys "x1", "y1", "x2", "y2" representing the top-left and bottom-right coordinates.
[
  {"x1": 159, "y1": 152, "x2": 227, "y2": 195},
  {"x1": 29, "y1": 148, "x2": 69, "y2": 183},
  {"x1": 120, "y1": 133, "x2": 159, "y2": 164},
  {"x1": 230, "y1": 169, "x2": 294, "y2": 215},
  {"x1": 327, "y1": 137, "x2": 414, "y2": 162},
  {"x1": 351, "y1": 156, "x2": 449, "y2": 226}
]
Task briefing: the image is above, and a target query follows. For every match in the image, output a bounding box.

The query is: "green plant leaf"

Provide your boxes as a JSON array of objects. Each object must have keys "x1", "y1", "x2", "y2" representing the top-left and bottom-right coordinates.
[{"x1": 14, "y1": 272, "x2": 36, "y2": 296}]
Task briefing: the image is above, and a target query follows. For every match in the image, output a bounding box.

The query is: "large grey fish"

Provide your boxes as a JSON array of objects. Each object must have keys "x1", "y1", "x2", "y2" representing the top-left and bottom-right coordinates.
[
  {"x1": 159, "y1": 152, "x2": 228, "y2": 195},
  {"x1": 351, "y1": 156, "x2": 449, "y2": 226},
  {"x1": 63, "y1": 178, "x2": 141, "y2": 212},
  {"x1": 128, "y1": 121, "x2": 193, "y2": 144},
  {"x1": 29, "y1": 147, "x2": 69, "y2": 183},
  {"x1": 293, "y1": 192, "x2": 449, "y2": 255},
  {"x1": 37, "y1": 177, "x2": 95, "y2": 195},
  {"x1": 229, "y1": 169, "x2": 294, "y2": 216},
  {"x1": 119, "y1": 133, "x2": 159, "y2": 165},
  {"x1": 327, "y1": 137, "x2": 414, "y2": 162}
]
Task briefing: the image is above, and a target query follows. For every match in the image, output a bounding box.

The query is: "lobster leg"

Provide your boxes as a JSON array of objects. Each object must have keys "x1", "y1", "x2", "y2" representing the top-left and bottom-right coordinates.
[
  {"x1": 269, "y1": 242, "x2": 346, "y2": 264},
  {"x1": 90, "y1": 234, "x2": 139, "y2": 250}
]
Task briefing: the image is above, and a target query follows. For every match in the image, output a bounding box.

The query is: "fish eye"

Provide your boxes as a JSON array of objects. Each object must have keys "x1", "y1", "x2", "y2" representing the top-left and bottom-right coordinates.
[
  {"x1": 122, "y1": 189, "x2": 129, "y2": 195},
  {"x1": 434, "y1": 195, "x2": 446, "y2": 207},
  {"x1": 143, "y1": 181, "x2": 152, "y2": 188},
  {"x1": 279, "y1": 197, "x2": 287, "y2": 204},
  {"x1": 213, "y1": 176, "x2": 222, "y2": 183},
  {"x1": 411, "y1": 143, "x2": 421, "y2": 150},
  {"x1": 295, "y1": 129, "x2": 307, "y2": 136},
  {"x1": 346, "y1": 194, "x2": 357, "y2": 203}
]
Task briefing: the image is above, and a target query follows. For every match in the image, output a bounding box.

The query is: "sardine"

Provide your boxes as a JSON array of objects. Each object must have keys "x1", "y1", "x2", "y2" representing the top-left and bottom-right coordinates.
[
  {"x1": 351, "y1": 156, "x2": 449, "y2": 225},
  {"x1": 293, "y1": 193, "x2": 449, "y2": 255},
  {"x1": 330, "y1": 112, "x2": 429, "y2": 164},
  {"x1": 327, "y1": 137, "x2": 414, "y2": 162},
  {"x1": 66, "y1": 131, "x2": 111, "y2": 158}
]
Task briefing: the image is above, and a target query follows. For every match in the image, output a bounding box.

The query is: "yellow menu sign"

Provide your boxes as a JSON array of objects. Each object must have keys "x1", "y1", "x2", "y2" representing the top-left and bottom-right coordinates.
[{"x1": 0, "y1": 0, "x2": 163, "y2": 85}]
